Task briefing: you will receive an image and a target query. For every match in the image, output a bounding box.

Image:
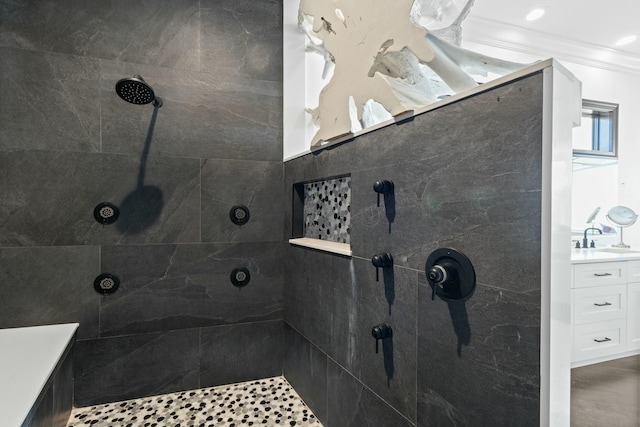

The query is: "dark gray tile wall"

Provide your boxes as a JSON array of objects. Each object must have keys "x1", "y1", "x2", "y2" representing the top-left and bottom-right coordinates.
[
  {"x1": 283, "y1": 324, "x2": 329, "y2": 425},
  {"x1": 74, "y1": 329, "x2": 201, "y2": 406},
  {"x1": 0, "y1": 247, "x2": 100, "y2": 340},
  {"x1": 199, "y1": 320, "x2": 284, "y2": 387},
  {"x1": 283, "y1": 74, "x2": 544, "y2": 426},
  {"x1": 0, "y1": 0, "x2": 283, "y2": 407},
  {"x1": 99, "y1": 242, "x2": 284, "y2": 337}
]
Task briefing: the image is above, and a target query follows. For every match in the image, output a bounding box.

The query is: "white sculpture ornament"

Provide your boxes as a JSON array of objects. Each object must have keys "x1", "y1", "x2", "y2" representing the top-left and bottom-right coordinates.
[{"x1": 299, "y1": 0, "x2": 525, "y2": 146}]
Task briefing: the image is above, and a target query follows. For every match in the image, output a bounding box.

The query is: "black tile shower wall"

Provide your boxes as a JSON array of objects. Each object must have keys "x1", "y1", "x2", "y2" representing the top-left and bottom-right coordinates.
[
  {"x1": 201, "y1": 159, "x2": 284, "y2": 243},
  {"x1": 0, "y1": 246, "x2": 100, "y2": 340},
  {"x1": 99, "y1": 242, "x2": 284, "y2": 337},
  {"x1": 0, "y1": 46, "x2": 101, "y2": 152},
  {"x1": 99, "y1": 60, "x2": 283, "y2": 161},
  {"x1": 74, "y1": 328, "x2": 201, "y2": 407},
  {"x1": 283, "y1": 73, "x2": 544, "y2": 426},
  {"x1": 0, "y1": 0, "x2": 201, "y2": 70},
  {"x1": 199, "y1": 320, "x2": 284, "y2": 387},
  {"x1": 0, "y1": 150, "x2": 201, "y2": 246},
  {"x1": 0, "y1": 0, "x2": 283, "y2": 406},
  {"x1": 283, "y1": 324, "x2": 329, "y2": 425}
]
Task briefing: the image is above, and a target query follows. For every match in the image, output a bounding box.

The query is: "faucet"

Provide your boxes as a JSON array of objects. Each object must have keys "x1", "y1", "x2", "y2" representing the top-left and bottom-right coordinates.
[{"x1": 583, "y1": 227, "x2": 603, "y2": 248}]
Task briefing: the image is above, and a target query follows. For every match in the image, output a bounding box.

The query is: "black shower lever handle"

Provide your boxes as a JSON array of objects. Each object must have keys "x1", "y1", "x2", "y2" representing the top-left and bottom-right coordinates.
[
  {"x1": 371, "y1": 323, "x2": 392, "y2": 353},
  {"x1": 371, "y1": 253, "x2": 393, "y2": 282},
  {"x1": 427, "y1": 264, "x2": 448, "y2": 300},
  {"x1": 373, "y1": 180, "x2": 394, "y2": 207}
]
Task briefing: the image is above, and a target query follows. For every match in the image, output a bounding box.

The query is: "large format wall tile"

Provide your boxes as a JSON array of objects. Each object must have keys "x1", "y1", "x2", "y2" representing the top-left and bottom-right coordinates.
[
  {"x1": 100, "y1": 61, "x2": 283, "y2": 161},
  {"x1": 0, "y1": 47, "x2": 100, "y2": 152},
  {"x1": 0, "y1": 246, "x2": 100, "y2": 339},
  {"x1": 350, "y1": 260, "x2": 418, "y2": 423},
  {"x1": 0, "y1": 151, "x2": 200, "y2": 246},
  {"x1": 327, "y1": 360, "x2": 415, "y2": 427},
  {"x1": 201, "y1": 159, "x2": 283, "y2": 243},
  {"x1": 284, "y1": 245, "x2": 354, "y2": 364},
  {"x1": 200, "y1": 320, "x2": 284, "y2": 387},
  {"x1": 350, "y1": 164, "x2": 542, "y2": 293},
  {"x1": 417, "y1": 279, "x2": 541, "y2": 427},
  {"x1": 0, "y1": 0, "x2": 200, "y2": 70},
  {"x1": 74, "y1": 329, "x2": 200, "y2": 407},
  {"x1": 1, "y1": 0, "x2": 285, "y2": 410},
  {"x1": 99, "y1": 242, "x2": 284, "y2": 336},
  {"x1": 200, "y1": 0, "x2": 282, "y2": 82},
  {"x1": 283, "y1": 72, "x2": 545, "y2": 427},
  {"x1": 285, "y1": 254, "x2": 418, "y2": 422},
  {"x1": 283, "y1": 325, "x2": 329, "y2": 425}
]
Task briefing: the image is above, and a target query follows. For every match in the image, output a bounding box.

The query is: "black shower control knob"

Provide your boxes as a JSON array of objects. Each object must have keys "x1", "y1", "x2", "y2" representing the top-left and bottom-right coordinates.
[
  {"x1": 371, "y1": 253, "x2": 393, "y2": 282},
  {"x1": 371, "y1": 323, "x2": 392, "y2": 353},
  {"x1": 424, "y1": 248, "x2": 476, "y2": 302},
  {"x1": 371, "y1": 253, "x2": 393, "y2": 268},
  {"x1": 371, "y1": 323, "x2": 392, "y2": 340},
  {"x1": 427, "y1": 265, "x2": 448, "y2": 284},
  {"x1": 373, "y1": 180, "x2": 394, "y2": 194}
]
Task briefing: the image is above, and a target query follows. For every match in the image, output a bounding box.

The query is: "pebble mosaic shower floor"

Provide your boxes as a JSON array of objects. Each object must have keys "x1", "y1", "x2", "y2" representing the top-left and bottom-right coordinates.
[{"x1": 66, "y1": 376, "x2": 322, "y2": 427}]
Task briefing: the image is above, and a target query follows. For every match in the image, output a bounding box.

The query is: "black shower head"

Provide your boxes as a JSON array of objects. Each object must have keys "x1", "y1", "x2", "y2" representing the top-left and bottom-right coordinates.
[{"x1": 115, "y1": 75, "x2": 163, "y2": 107}]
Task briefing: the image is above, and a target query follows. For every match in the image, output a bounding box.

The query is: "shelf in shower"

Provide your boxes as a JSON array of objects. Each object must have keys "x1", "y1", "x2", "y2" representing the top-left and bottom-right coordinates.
[{"x1": 289, "y1": 238, "x2": 352, "y2": 256}]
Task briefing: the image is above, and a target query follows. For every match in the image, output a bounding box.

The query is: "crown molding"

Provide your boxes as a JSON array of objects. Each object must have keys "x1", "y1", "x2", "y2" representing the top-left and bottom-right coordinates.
[{"x1": 462, "y1": 15, "x2": 640, "y2": 76}]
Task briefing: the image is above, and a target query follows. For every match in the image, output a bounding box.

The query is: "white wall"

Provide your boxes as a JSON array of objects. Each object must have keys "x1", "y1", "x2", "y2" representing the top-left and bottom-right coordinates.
[
  {"x1": 283, "y1": 5, "x2": 640, "y2": 246},
  {"x1": 461, "y1": 23, "x2": 640, "y2": 247}
]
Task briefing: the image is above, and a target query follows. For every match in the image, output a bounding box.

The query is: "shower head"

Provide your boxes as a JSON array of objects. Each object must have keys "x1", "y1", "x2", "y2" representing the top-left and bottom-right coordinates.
[{"x1": 115, "y1": 75, "x2": 163, "y2": 107}]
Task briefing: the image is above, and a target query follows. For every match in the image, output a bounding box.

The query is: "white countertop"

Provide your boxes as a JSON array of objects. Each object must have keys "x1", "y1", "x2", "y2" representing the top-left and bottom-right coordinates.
[
  {"x1": 0, "y1": 323, "x2": 78, "y2": 427},
  {"x1": 571, "y1": 248, "x2": 640, "y2": 264}
]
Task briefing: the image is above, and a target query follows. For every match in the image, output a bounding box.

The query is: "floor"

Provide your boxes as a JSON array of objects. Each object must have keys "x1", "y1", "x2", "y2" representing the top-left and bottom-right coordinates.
[
  {"x1": 66, "y1": 376, "x2": 323, "y2": 427},
  {"x1": 571, "y1": 355, "x2": 640, "y2": 427}
]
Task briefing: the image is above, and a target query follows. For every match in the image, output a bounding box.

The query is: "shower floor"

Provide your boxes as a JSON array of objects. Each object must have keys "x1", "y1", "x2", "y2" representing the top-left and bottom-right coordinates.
[{"x1": 66, "y1": 376, "x2": 322, "y2": 427}]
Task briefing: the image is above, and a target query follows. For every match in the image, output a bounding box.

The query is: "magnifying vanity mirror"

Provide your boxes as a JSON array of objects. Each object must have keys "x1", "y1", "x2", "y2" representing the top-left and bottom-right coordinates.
[{"x1": 607, "y1": 205, "x2": 638, "y2": 248}]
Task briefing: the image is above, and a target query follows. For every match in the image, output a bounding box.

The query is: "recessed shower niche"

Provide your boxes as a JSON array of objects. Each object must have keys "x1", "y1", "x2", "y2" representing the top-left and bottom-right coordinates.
[{"x1": 289, "y1": 175, "x2": 352, "y2": 255}]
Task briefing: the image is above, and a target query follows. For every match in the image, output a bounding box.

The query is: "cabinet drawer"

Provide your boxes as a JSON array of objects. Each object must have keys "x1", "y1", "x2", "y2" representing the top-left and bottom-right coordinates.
[
  {"x1": 573, "y1": 319, "x2": 627, "y2": 362},
  {"x1": 573, "y1": 262, "x2": 627, "y2": 288},
  {"x1": 573, "y1": 285, "x2": 627, "y2": 324}
]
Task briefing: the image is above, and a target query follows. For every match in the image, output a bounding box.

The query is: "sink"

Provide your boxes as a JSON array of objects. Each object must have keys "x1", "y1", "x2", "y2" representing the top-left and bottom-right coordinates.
[{"x1": 595, "y1": 248, "x2": 640, "y2": 254}]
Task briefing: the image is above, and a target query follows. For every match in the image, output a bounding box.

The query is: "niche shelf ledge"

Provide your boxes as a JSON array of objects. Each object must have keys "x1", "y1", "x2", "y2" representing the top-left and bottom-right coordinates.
[{"x1": 288, "y1": 238, "x2": 352, "y2": 256}]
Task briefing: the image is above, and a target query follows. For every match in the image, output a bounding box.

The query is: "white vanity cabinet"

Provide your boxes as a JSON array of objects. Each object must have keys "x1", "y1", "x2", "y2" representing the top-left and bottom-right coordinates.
[
  {"x1": 571, "y1": 259, "x2": 640, "y2": 366},
  {"x1": 628, "y1": 260, "x2": 640, "y2": 351}
]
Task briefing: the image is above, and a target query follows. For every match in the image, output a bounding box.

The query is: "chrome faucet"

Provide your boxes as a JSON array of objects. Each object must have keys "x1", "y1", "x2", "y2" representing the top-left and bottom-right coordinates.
[{"x1": 583, "y1": 227, "x2": 603, "y2": 248}]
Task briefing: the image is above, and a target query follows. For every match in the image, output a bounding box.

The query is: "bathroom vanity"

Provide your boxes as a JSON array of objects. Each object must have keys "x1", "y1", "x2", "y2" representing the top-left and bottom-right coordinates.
[{"x1": 571, "y1": 249, "x2": 640, "y2": 367}]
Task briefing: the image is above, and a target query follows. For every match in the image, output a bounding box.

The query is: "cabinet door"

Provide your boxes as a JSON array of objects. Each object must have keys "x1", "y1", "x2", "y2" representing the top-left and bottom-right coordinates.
[
  {"x1": 628, "y1": 260, "x2": 640, "y2": 283},
  {"x1": 573, "y1": 284, "x2": 627, "y2": 325},
  {"x1": 573, "y1": 262, "x2": 627, "y2": 288},
  {"x1": 628, "y1": 282, "x2": 640, "y2": 351}
]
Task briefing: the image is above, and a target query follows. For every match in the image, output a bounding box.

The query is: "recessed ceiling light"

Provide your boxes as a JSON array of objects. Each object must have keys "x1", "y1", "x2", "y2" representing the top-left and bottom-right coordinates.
[
  {"x1": 615, "y1": 35, "x2": 638, "y2": 46},
  {"x1": 525, "y1": 7, "x2": 546, "y2": 21}
]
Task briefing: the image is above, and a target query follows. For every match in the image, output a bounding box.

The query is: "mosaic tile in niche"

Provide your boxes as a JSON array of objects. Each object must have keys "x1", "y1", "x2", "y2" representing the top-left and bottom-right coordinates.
[{"x1": 303, "y1": 177, "x2": 351, "y2": 244}]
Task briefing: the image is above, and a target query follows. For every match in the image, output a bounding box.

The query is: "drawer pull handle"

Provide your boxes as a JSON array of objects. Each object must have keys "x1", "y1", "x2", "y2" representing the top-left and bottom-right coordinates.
[
  {"x1": 594, "y1": 302, "x2": 612, "y2": 307},
  {"x1": 594, "y1": 337, "x2": 612, "y2": 343},
  {"x1": 593, "y1": 273, "x2": 612, "y2": 277}
]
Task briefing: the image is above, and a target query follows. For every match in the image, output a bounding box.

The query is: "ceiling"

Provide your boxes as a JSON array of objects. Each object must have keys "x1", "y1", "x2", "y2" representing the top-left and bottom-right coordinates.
[{"x1": 466, "y1": 0, "x2": 640, "y2": 60}]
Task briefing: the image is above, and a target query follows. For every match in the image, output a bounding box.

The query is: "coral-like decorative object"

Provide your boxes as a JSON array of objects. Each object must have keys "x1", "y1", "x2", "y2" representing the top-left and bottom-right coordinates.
[{"x1": 299, "y1": 0, "x2": 525, "y2": 146}]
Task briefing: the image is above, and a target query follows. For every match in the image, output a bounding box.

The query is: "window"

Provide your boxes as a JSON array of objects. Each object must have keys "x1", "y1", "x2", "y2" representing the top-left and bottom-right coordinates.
[{"x1": 573, "y1": 99, "x2": 619, "y2": 158}]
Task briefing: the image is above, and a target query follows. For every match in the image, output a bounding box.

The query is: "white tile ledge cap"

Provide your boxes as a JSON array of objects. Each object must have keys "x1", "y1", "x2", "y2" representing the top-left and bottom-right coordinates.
[
  {"x1": 289, "y1": 238, "x2": 352, "y2": 256},
  {"x1": 0, "y1": 323, "x2": 79, "y2": 427}
]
